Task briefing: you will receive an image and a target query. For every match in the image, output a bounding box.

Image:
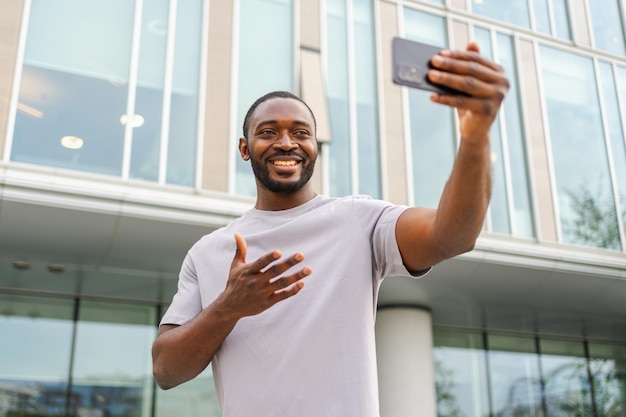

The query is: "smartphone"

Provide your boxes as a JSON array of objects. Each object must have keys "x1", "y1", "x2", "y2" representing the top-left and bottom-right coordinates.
[{"x1": 392, "y1": 37, "x2": 466, "y2": 96}]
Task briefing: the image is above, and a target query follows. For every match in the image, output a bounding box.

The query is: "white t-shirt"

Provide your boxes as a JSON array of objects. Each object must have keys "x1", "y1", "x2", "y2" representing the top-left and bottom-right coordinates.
[{"x1": 161, "y1": 195, "x2": 429, "y2": 417}]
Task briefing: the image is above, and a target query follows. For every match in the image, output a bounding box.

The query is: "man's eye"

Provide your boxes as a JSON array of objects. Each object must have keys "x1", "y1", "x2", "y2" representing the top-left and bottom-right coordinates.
[
  {"x1": 294, "y1": 130, "x2": 309, "y2": 136},
  {"x1": 259, "y1": 130, "x2": 275, "y2": 135}
]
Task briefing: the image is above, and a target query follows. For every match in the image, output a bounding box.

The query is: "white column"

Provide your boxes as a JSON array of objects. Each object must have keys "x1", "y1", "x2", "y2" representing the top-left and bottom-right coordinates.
[{"x1": 376, "y1": 307, "x2": 437, "y2": 417}]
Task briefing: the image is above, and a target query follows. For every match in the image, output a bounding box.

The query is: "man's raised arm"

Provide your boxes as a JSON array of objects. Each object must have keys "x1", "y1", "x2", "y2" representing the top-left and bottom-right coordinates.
[{"x1": 395, "y1": 42, "x2": 510, "y2": 272}]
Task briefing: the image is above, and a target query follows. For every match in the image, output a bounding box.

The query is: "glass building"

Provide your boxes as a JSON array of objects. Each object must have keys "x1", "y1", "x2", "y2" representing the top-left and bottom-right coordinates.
[{"x1": 0, "y1": 0, "x2": 625, "y2": 416}]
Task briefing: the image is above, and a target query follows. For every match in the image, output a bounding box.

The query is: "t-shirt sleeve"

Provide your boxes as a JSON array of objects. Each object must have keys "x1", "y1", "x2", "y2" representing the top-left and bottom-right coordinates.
[
  {"x1": 159, "y1": 251, "x2": 203, "y2": 326},
  {"x1": 353, "y1": 196, "x2": 431, "y2": 281}
]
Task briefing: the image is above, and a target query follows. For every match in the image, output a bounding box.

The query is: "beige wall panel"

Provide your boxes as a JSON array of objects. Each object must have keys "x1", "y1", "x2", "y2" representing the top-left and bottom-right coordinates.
[
  {"x1": 518, "y1": 39, "x2": 557, "y2": 242},
  {"x1": 202, "y1": 1, "x2": 235, "y2": 192},
  {"x1": 300, "y1": 49, "x2": 328, "y2": 194},
  {"x1": 569, "y1": 0, "x2": 592, "y2": 48},
  {"x1": 299, "y1": 0, "x2": 321, "y2": 50},
  {"x1": 298, "y1": 0, "x2": 325, "y2": 195},
  {"x1": 0, "y1": 0, "x2": 24, "y2": 158},
  {"x1": 451, "y1": 19, "x2": 470, "y2": 50},
  {"x1": 379, "y1": 0, "x2": 408, "y2": 205},
  {"x1": 450, "y1": 0, "x2": 468, "y2": 12}
]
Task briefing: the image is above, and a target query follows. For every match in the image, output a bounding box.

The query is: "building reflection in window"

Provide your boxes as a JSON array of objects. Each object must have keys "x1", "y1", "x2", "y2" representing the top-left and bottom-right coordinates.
[
  {"x1": 0, "y1": 295, "x2": 74, "y2": 417},
  {"x1": 540, "y1": 46, "x2": 622, "y2": 250},
  {"x1": 433, "y1": 329, "x2": 626, "y2": 417},
  {"x1": 433, "y1": 329, "x2": 490, "y2": 417}
]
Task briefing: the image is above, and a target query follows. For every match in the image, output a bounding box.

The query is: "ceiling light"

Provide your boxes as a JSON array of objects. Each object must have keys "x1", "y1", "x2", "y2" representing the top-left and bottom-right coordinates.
[
  {"x1": 120, "y1": 114, "x2": 144, "y2": 128},
  {"x1": 17, "y1": 102, "x2": 43, "y2": 119},
  {"x1": 47, "y1": 263, "x2": 65, "y2": 273},
  {"x1": 61, "y1": 136, "x2": 84, "y2": 150},
  {"x1": 12, "y1": 260, "x2": 31, "y2": 270}
]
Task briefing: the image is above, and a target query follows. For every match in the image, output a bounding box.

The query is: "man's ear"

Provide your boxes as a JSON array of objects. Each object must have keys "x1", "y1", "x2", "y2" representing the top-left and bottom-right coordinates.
[{"x1": 238, "y1": 137, "x2": 250, "y2": 161}]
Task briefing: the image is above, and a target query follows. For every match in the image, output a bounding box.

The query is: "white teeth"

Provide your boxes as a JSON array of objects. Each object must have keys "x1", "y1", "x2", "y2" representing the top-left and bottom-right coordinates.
[{"x1": 272, "y1": 160, "x2": 297, "y2": 166}]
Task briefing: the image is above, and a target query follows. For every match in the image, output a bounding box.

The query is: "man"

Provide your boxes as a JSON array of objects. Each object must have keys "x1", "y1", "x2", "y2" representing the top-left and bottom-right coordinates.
[{"x1": 152, "y1": 42, "x2": 509, "y2": 416}]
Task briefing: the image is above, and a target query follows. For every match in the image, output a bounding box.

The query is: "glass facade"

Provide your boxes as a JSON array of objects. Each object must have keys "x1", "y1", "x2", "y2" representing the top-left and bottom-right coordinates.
[
  {"x1": 470, "y1": 0, "x2": 571, "y2": 39},
  {"x1": 434, "y1": 328, "x2": 626, "y2": 417},
  {"x1": 324, "y1": 0, "x2": 382, "y2": 198},
  {"x1": 403, "y1": 8, "x2": 456, "y2": 209},
  {"x1": 234, "y1": 0, "x2": 294, "y2": 195},
  {"x1": 11, "y1": 0, "x2": 203, "y2": 186},
  {"x1": 588, "y1": 0, "x2": 626, "y2": 56},
  {"x1": 0, "y1": 294, "x2": 221, "y2": 417},
  {"x1": 540, "y1": 46, "x2": 624, "y2": 250}
]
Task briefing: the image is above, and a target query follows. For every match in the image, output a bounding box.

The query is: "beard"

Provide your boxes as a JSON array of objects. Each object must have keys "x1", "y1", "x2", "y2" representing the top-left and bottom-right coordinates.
[{"x1": 249, "y1": 151, "x2": 317, "y2": 193}]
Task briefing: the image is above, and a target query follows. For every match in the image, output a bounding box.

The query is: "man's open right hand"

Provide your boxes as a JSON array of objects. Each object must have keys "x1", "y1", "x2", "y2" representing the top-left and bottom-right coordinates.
[{"x1": 218, "y1": 233, "x2": 311, "y2": 319}]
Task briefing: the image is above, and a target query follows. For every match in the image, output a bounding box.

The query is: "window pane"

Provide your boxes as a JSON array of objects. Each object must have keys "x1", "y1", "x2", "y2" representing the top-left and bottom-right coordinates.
[
  {"x1": 532, "y1": 0, "x2": 551, "y2": 34},
  {"x1": 433, "y1": 330, "x2": 490, "y2": 417},
  {"x1": 540, "y1": 46, "x2": 621, "y2": 250},
  {"x1": 0, "y1": 295, "x2": 74, "y2": 416},
  {"x1": 155, "y1": 368, "x2": 222, "y2": 417},
  {"x1": 488, "y1": 335, "x2": 542, "y2": 417},
  {"x1": 354, "y1": 0, "x2": 381, "y2": 198},
  {"x1": 131, "y1": 0, "x2": 169, "y2": 182},
  {"x1": 552, "y1": 0, "x2": 572, "y2": 40},
  {"x1": 474, "y1": 28, "x2": 511, "y2": 234},
  {"x1": 497, "y1": 33, "x2": 535, "y2": 238},
  {"x1": 326, "y1": 0, "x2": 352, "y2": 197},
  {"x1": 12, "y1": 0, "x2": 134, "y2": 176},
  {"x1": 540, "y1": 339, "x2": 593, "y2": 416},
  {"x1": 167, "y1": 0, "x2": 203, "y2": 186},
  {"x1": 70, "y1": 301, "x2": 157, "y2": 417},
  {"x1": 599, "y1": 62, "x2": 626, "y2": 249},
  {"x1": 404, "y1": 8, "x2": 455, "y2": 209},
  {"x1": 588, "y1": 0, "x2": 626, "y2": 56},
  {"x1": 471, "y1": 0, "x2": 531, "y2": 29},
  {"x1": 588, "y1": 342, "x2": 626, "y2": 417},
  {"x1": 235, "y1": 0, "x2": 294, "y2": 195},
  {"x1": 617, "y1": 65, "x2": 626, "y2": 233}
]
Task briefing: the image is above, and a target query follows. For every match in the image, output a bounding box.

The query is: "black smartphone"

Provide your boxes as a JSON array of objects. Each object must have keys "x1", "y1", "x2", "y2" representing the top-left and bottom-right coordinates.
[{"x1": 392, "y1": 37, "x2": 466, "y2": 96}]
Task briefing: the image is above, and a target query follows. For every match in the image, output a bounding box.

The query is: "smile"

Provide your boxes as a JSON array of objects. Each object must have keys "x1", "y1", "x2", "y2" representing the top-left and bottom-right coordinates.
[{"x1": 270, "y1": 160, "x2": 300, "y2": 166}]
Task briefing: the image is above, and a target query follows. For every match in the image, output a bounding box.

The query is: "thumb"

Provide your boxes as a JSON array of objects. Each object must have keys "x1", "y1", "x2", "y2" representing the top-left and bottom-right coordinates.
[{"x1": 232, "y1": 232, "x2": 247, "y2": 267}]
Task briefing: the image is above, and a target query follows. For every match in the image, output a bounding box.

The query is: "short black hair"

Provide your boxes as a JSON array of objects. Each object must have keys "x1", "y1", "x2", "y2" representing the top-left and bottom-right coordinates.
[{"x1": 242, "y1": 91, "x2": 317, "y2": 140}]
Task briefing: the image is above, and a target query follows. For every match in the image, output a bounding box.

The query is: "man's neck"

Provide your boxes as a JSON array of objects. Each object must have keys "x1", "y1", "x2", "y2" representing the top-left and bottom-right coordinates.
[{"x1": 254, "y1": 187, "x2": 317, "y2": 211}]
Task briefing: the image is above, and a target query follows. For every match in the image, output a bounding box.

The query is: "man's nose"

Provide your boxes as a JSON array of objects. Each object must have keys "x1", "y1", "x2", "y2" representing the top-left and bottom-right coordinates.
[{"x1": 274, "y1": 131, "x2": 297, "y2": 150}]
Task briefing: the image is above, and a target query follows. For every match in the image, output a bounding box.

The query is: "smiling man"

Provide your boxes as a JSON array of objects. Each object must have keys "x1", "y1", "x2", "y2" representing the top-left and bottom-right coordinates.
[{"x1": 152, "y1": 43, "x2": 509, "y2": 417}]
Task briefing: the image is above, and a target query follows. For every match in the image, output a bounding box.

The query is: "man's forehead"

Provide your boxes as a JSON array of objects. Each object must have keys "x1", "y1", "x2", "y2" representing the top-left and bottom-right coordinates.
[{"x1": 251, "y1": 98, "x2": 313, "y2": 125}]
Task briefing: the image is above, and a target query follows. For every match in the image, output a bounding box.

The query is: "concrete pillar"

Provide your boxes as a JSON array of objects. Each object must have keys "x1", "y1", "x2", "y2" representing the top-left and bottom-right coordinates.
[{"x1": 376, "y1": 307, "x2": 437, "y2": 417}]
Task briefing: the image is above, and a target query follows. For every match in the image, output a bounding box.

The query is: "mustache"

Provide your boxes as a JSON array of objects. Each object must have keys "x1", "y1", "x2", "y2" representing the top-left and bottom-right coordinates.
[{"x1": 267, "y1": 150, "x2": 306, "y2": 160}]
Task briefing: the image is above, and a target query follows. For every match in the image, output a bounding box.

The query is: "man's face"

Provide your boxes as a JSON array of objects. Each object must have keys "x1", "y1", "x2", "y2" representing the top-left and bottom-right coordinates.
[{"x1": 239, "y1": 98, "x2": 317, "y2": 193}]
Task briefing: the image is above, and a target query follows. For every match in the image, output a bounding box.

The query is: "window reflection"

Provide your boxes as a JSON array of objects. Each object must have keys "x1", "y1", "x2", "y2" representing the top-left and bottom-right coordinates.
[
  {"x1": 540, "y1": 46, "x2": 621, "y2": 250},
  {"x1": 13, "y1": 0, "x2": 134, "y2": 176},
  {"x1": 488, "y1": 335, "x2": 542, "y2": 417},
  {"x1": 404, "y1": 8, "x2": 456, "y2": 209},
  {"x1": 588, "y1": 0, "x2": 626, "y2": 56},
  {"x1": 326, "y1": 0, "x2": 353, "y2": 197},
  {"x1": 540, "y1": 339, "x2": 593, "y2": 416},
  {"x1": 433, "y1": 330, "x2": 490, "y2": 417},
  {"x1": 496, "y1": 33, "x2": 535, "y2": 238},
  {"x1": 0, "y1": 295, "x2": 74, "y2": 417},
  {"x1": 551, "y1": 0, "x2": 572, "y2": 40},
  {"x1": 474, "y1": 28, "x2": 510, "y2": 234},
  {"x1": 353, "y1": 0, "x2": 381, "y2": 198},
  {"x1": 70, "y1": 301, "x2": 157, "y2": 417},
  {"x1": 13, "y1": 0, "x2": 202, "y2": 187},
  {"x1": 588, "y1": 343, "x2": 626, "y2": 417},
  {"x1": 471, "y1": 0, "x2": 531, "y2": 29}
]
